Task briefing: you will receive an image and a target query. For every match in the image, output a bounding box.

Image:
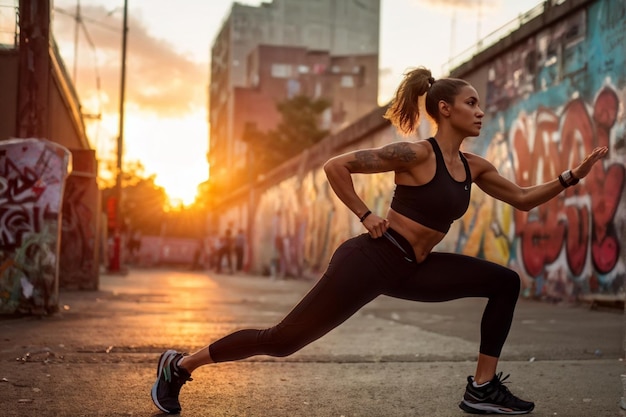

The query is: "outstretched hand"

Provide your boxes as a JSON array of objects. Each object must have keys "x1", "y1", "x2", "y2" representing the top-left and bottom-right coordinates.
[{"x1": 572, "y1": 146, "x2": 608, "y2": 179}]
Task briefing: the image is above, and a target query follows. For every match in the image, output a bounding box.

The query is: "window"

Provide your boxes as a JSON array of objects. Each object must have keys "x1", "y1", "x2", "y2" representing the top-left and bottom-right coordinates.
[
  {"x1": 341, "y1": 75, "x2": 354, "y2": 88},
  {"x1": 271, "y1": 64, "x2": 292, "y2": 78}
]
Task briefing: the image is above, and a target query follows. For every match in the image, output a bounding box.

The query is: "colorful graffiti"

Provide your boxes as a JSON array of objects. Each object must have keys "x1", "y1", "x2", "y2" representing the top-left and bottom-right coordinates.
[
  {"x1": 459, "y1": 0, "x2": 626, "y2": 299},
  {"x1": 0, "y1": 138, "x2": 71, "y2": 314},
  {"x1": 57, "y1": 148, "x2": 100, "y2": 290},
  {"x1": 59, "y1": 175, "x2": 98, "y2": 289},
  {"x1": 245, "y1": 130, "x2": 398, "y2": 278},
  {"x1": 245, "y1": 87, "x2": 625, "y2": 300},
  {"x1": 459, "y1": 85, "x2": 625, "y2": 300},
  {"x1": 516, "y1": 90, "x2": 622, "y2": 274},
  {"x1": 222, "y1": 0, "x2": 625, "y2": 301}
]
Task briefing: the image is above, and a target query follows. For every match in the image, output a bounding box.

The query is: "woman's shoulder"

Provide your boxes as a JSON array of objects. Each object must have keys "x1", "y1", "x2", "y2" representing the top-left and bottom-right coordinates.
[
  {"x1": 462, "y1": 151, "x2": 497, "y2": 174},
  {"x1": 407, "y1": 138, "x2": 434, "y2": 158}
]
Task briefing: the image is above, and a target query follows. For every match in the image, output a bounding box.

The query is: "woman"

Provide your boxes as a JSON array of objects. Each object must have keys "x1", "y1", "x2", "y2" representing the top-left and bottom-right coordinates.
[{"x1": 151, "y1": 67, "x2": 607, "y2": 415}]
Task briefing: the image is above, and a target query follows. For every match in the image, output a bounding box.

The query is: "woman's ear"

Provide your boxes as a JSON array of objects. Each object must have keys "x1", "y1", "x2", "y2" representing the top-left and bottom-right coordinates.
[{"x1": 438, "y1": 100, "x2": 451, "y2": 118}]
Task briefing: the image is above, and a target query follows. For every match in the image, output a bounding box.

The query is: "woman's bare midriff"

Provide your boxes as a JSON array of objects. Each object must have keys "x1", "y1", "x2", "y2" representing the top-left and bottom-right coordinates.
[{"x1": 386, "y1": 208, "x2": 446, "y2": 263}]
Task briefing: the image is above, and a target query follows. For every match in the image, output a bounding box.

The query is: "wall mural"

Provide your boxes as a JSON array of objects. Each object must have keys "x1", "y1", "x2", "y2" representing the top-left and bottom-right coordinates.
[
  {"x1": 0, "y1": 138, "x2": 71, "y2": 314},
  {"x1": 245, "y1": 129, "x2": 399, "y2": 279},
  {"x1": 59, "y1": 174, "x2": 98, "y2": 289},
  {"x1": 233, "y1": 0, "x2": 625, "y2": 301},
  {"x1": 246, "y1": 83, "x2": 624, "y2": 300},
  {"x1": 459, "y1": 85, "x2": 625, "y2": 300},
  {"x1": 459, "y1": 0, "x2": 626, "y2": 299}
]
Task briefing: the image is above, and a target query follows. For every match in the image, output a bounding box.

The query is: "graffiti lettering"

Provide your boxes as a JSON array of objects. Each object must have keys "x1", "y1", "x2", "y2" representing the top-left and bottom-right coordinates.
[{"x1": 513, "y1": 86, "x2": 624, "y2": 279}]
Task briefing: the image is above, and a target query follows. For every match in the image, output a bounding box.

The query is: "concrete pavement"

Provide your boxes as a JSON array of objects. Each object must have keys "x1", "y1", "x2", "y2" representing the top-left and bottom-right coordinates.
[{"x1": 0, "y1": 269, "x2": 623, "y2": 417}]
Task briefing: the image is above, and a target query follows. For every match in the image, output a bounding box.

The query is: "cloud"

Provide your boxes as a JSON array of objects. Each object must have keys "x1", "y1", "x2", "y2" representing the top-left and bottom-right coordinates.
[
  {"x1": 413, "y1": 0, "x2": 499, "y2": 11},
  {"x1": 53, "y1": 4, "x2": 207, "y2": 118}
]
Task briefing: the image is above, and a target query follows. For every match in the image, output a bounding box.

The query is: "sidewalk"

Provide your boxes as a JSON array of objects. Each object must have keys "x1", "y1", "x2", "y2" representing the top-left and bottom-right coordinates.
[{"x1": 0, "y1": 269, "x2": 624, "y2": 417}]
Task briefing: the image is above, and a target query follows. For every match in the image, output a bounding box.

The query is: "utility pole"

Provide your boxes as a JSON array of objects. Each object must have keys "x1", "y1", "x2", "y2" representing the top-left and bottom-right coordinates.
[
  {"x1": 73, "y1": 0, "x2": 80, "y2": 81},
  {"x1": 477, "y1": 0, "x2": 483, "y2": 50},
  {"x1": 16, "y1": 0, "x2": 50, "y2": 138},
  {"x1": 109, "y1": 0, "x2": 128, "y2": 272}
]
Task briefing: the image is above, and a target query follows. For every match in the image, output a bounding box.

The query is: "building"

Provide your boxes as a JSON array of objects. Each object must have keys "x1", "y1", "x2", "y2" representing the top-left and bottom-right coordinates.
[
  {"x1": 0, "y1": 0, "x2": 99, "y2": 314},
  {"x1": 208, "y1": 0, "x2": 380, "y2": 198}
]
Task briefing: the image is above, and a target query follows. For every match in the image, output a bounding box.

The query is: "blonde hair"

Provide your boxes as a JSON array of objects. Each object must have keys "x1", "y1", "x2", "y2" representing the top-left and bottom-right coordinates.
[{"x1": 384, "y1": 67, "x2": 470, "y2": 135}]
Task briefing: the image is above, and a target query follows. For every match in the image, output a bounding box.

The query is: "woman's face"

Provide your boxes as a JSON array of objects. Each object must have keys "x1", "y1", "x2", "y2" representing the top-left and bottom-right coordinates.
[{"x1": 448, "y1": 85, "x2": 484, "y2": 137}]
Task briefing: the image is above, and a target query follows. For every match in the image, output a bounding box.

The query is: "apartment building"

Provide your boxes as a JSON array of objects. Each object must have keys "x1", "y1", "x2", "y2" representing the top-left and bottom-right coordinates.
[{"x1": 208, "y1": 0, "x2": 380, "y2": 193}]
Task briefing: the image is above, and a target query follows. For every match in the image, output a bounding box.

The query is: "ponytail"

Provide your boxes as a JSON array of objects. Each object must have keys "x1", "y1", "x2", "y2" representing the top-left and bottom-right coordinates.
[
  {"x1": 384, "y1": 66, "x2": 470, "y2": 136},
  {"x1": 384, "y1": 67, "x2": 432, "y2": 135}
]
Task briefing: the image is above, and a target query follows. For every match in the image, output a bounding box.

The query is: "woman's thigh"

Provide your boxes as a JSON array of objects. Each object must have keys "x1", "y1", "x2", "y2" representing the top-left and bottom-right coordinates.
[
  {"x1": 279, "y1": 233, "x2": 417, "y2": 334},
  {"x1": 384, "y1": 252, "x2": 516, "y2": 302}
]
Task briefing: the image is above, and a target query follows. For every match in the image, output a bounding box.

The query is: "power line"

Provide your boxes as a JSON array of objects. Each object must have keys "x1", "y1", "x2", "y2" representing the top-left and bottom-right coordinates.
[
  {"x1": 55, "y1": 1, "x2": 106, "y2": 134},
  {"x1": 54, "y1": 5, "x2": 119, "y2": 32}
]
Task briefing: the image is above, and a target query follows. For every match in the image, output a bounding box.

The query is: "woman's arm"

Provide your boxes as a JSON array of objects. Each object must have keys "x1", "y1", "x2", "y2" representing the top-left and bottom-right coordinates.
[
  {"x1": 323, "y1": 141, "x2": 426, "y2": 236},
  {"x1": 471, "y1": 146, "x2": 608, "y2": 211}
]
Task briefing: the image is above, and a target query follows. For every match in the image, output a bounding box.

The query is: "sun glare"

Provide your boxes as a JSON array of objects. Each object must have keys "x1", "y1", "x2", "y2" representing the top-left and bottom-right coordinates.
[
  {"x1": 89, "y1": 110, "x2": 209, "y2": 208},
  {"x1": 126, "y1": 112, "x2": 208, "y2": 207},
  {"x1": 84, "y1": 111, "x2": 208, "y2": 208}
]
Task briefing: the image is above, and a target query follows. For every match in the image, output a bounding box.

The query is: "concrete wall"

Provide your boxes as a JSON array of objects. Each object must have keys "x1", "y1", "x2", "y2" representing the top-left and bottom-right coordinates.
[{"x1": 214, "y1": 0, "x2": 625, "y2": 302}]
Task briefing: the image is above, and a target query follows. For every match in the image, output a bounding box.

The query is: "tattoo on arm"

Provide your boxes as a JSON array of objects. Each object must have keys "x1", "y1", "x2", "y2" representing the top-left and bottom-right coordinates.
[
  {"x1": 347, "y1": 143, "x2": 417, "y2": 171},
  {"x1": 380, "y1": 143, "x2": 417, "y2": 162},
  {"x1": 348, "y1": 150, "x2": 379, "y2": 170}
]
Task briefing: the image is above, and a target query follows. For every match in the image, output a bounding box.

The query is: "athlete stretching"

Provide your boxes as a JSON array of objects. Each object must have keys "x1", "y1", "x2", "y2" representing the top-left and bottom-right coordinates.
[{"x1": 151, "y1": 66, "x2": 607, "y2": 415}]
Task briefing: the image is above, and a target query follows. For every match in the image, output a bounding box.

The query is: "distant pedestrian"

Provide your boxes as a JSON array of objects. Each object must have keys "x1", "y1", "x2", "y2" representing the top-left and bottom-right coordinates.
[
  {"x1": 215, "y1": 229, "x2": 233, "y2": 274},
  {"x1": 151, "y1": 67, "x2": 607, "y2": 415},
  {"x1": 190, "y1": 238, "x2": 204, "y2": 271},
  {"x1": 127, "y1": 230, "x2": 142, "y2": 265},
  {"x1": 234, "y1": 229, "x2": 246, "y2": 272}
]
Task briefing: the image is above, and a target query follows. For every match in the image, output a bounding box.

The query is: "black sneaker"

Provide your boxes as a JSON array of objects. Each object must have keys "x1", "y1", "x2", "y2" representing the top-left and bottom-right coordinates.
[
  {"x1": 459, "y1": 372, "x2": 535, "y2": 414},
  {"x1": 151, "y1": 350, "x2": 192, "y2": 414}
]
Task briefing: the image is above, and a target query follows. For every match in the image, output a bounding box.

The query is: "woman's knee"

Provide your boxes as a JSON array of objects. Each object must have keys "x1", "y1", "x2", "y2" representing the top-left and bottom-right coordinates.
[
  {"x1": 268, "y1": 341, "x2": 302, "y2": 357},
  {"x1": 260, "y1": 325, "x2": 309, "y2": 357},
  {"x1": 501, "y1": 268, "x2": 521, "y2": 298}
]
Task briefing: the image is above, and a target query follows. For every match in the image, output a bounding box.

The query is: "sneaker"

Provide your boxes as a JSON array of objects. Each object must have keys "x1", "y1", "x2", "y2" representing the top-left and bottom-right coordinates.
[
  {"x1": 151, "y1": 350, "x2": 192, "y2": 414},
  {"x1": 459, "y1": 372, "x2": 535, "y2": 415}
]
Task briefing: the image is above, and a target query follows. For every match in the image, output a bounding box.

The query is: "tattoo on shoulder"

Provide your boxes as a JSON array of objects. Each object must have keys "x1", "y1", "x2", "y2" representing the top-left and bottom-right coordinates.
[
  {"x1": 348, "y1": 143, "x2": 417, "y2": 170},
  {"x1": 379, "y1": 143, "x2": 417, "y2": 162}
]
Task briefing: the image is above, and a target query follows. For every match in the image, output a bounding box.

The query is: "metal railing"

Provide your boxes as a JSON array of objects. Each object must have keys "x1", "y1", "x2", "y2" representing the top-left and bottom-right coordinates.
[{"x1": 441, "y1": 1, "x2": 546, "y2": 75}]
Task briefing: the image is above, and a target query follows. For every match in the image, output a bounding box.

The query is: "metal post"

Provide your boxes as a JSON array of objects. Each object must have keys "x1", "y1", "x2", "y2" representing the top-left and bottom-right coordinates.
[
  {"x1": 109, "y1": 0, "x2": 128, "y2": 272},
  {"x1": 73, "y1": 0, "x2": 80, "y2": 81},
  {"x1": 16, "y1": 0, "x2": 51, "y2": 138}
]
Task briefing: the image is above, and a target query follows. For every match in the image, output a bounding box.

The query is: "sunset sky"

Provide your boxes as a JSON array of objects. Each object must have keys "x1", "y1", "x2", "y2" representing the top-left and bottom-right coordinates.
[{"x1": 51, "y1": 0, "x2": 541, "y2": 206}]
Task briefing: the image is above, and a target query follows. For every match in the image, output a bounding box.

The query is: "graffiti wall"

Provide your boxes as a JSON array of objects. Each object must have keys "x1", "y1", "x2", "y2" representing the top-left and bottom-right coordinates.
[
  {"x1": 221, "y1": 0, "x2": 624, "y2": 301},
  {"x1": 59, "y1": 149, "x2": 99, "y2": 290},
  {"x1": 242, "y1": 127, "x2": 399, "y2": 278},
  {"x1": 0, "y1": 138, "x2": 71, "y2": 314},
  {"x1": 457, "y1": 0, "x2": 626, "y2": 299}
]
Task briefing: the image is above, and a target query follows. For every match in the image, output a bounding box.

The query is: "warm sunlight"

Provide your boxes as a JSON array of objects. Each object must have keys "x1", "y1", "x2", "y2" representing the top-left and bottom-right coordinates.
[
  {"x1": 124, "y1": 111, "x2": 208, "y2": 206},
  {"x1": 84, "y1": 108, "x2": 208, "y2": 207},
  {"x1": 52, "y1": 0, "x2": 543, "y2": 209}
]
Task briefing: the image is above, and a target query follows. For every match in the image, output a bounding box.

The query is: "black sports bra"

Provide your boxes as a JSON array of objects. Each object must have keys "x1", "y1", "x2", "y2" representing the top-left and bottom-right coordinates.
[{"x1": 390, "y1": 137, "x2": 472, "y2": 233}]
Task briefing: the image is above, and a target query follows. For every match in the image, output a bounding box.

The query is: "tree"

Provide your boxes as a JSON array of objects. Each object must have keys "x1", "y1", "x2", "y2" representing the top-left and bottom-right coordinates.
[
  {"x1": 101, "y1": 161, "x2": 168, "y2": 236},
  {"x1": 100, "y1": 161, "x2": 207, "y2": 240},
  {"x1": 243, "y1": 94, "x2": 330, "y2": 177}
]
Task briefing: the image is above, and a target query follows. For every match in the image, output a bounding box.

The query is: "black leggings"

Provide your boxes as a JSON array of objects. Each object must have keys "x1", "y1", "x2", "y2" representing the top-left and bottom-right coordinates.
[{"x1": 209, "y1": 229, "x2": 520, "y2": 361}]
